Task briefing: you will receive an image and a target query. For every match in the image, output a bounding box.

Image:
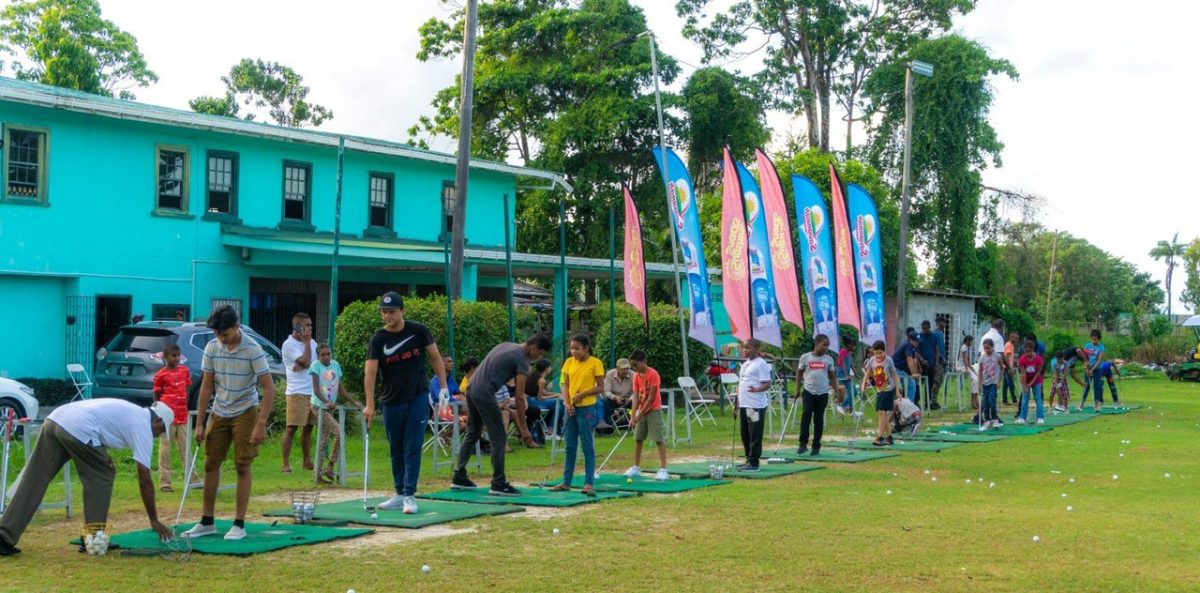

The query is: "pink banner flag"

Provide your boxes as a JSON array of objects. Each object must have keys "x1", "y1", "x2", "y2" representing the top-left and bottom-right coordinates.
[
  {"x1": 721, "y1": 148, "x2": 752, "y2": 343},
  {"x1": 828, "y1": 163, "x2": 861, "y2": 332},
  {"x1": 755, "y1": 149, "x2": 804, "y2": 331},
  {"x1": 622, "y1": 187, "x2": 648, "y2": 328}
]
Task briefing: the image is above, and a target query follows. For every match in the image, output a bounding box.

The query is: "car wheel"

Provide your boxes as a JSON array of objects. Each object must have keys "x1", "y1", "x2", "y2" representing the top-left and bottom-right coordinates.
[{"x1": 0, "y1": 398, "x2": 27, "y2": 439}]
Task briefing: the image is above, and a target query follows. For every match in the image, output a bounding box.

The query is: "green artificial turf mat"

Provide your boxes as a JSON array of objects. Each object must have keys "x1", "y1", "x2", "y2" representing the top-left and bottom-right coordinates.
[
  {"x1": 665, "y1": 461, "x2": 824, "y2": 479},
  {"x1": 824, "y1": 439, "x2": 963, "y2": 452},
  {"x1": 70, "y1": 520, "x2": 371, "y2": 557},
  {"x1": 940, "y1": 423, "x2": 1052, "y2": 435},
  {"x1": 907, "y1": 432, "x2": 1010, "y2": 443},
  {"x1": 1082, "y1": 405, "x2": 1141, "y2": 414},
  {"x1": 263, "y1": 497, "x2": 521, "y2": 528},
  {"x1": 538, "y1": 473, "x2": 730, "y2": 492},
  {"x1": 418, "y1": 487, "x2": 634, "y2": 507},
  {"x1": 763, "y1": 448, "x2": 900, "y2": 463},
  {"x1": 1036, "y1": 413, "x2": 1097, "y2": 426}
]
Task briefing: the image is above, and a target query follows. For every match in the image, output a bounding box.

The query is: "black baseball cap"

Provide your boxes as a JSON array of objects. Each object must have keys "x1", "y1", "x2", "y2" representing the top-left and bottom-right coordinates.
[{"x1": 379, "y1": 291, "x2": 405, "y2": 310}]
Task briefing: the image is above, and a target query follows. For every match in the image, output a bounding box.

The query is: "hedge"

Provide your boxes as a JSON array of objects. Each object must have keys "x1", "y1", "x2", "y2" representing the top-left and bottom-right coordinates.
[
  {"x1": 16, "y1": 378, "x2": 76, "y2": 407},
  {"x1": 333, "y1": 295, "x2": 541, "y2": 393},
  {"x1": 591, "y1": 301, "x2": 716, "y2": 382}
]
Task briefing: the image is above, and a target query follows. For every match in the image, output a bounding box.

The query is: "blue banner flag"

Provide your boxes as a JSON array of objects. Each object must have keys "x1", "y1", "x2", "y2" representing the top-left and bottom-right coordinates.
[
  {"x1": 846, "y1": 183, "x2": 886, "y2": 345},
  {"x1": 653, "y1": 147, "x2": 716, "y2": 348},
  {"x1": 791, "y1": 174, "x2": 840, "y2": 352},
  {"x1": 735, "y1": 159, "x2": 782, "y2": 347}
]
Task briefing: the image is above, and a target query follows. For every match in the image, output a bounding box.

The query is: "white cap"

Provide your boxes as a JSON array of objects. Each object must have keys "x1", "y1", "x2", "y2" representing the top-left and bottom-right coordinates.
[{"x1": 151, "y1": 402, "x2": 175, "y2": 437}]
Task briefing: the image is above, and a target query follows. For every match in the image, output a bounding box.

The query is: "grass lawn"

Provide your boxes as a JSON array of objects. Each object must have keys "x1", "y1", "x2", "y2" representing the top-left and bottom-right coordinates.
[{"x1": 3, "y1": 378, "x2": 1198, "y2": 592}]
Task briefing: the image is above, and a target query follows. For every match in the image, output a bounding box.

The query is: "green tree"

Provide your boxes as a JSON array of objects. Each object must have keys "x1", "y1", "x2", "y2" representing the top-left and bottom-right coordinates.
[
  {"x1": 676, "y1": 0, "x2": 973, "y2": 152},
  {"x1": 1181, "y1": 238, "x2": 1200, "y2": 314},
  {"x1": 190, "y1": 58, "x2": 332, "y2": 127},
  {"x1": 1149, "y1": 232, "x2": 1186, "y2": 318},
  {"x1": 0, "y1": 0, "x2": 156, "y2": 99},
  {"x1": 681, "y1": 67, "x2": 769, "y2": 190},
  {"x1": 864, "y1": 35, "x2": 1017, "y2": 292}
]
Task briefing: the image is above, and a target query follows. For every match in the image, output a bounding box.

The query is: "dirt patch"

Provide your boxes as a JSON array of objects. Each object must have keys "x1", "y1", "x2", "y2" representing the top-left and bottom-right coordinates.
[{"x1": 328, "y1": 524, "x2": 477, "y2": 550}]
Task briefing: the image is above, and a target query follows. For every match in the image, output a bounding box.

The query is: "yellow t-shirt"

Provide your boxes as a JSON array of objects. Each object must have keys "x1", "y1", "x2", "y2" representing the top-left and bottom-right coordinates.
[
  {"x1": 459, "y1": 377, "x2": 470, "y2": 393},
  {"x1": 561, "y1": 355, "x2": 605, "y2": 408}
]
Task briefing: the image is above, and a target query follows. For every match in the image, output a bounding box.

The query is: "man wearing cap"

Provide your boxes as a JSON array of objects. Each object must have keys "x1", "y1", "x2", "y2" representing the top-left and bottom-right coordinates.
[
  {"x1": 0, "y1": 399, "x2": 174, "y2": 556},
  {"x1": 600, "y1": 359, "x2": 634, "y2": 430},
  {"x1": 363, "y1": 291, "x2": 449, "y2": 515}
]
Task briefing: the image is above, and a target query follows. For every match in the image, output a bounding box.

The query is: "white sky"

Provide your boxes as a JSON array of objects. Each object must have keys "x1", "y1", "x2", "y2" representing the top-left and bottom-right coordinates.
[{"x1": 64, "y1": 0, "x2": 1199, "y2": 314}]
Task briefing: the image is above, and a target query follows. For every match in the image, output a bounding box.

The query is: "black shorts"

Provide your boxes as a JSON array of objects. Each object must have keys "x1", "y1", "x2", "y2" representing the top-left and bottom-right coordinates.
[{"x1": 875, "y1": 389, "x2": 896, "y2": 412}]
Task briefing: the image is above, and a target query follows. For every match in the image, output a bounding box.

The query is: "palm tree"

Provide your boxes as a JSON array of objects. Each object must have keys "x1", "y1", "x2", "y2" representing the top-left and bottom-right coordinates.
[{"x1": 1149, "y1": 233, "x2": 1186, "y2": 318}]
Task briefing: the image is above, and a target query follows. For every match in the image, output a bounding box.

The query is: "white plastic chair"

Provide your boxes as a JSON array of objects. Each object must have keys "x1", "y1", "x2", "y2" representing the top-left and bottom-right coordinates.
[
  {"x1": 677, "y1": 376, "x2": 717, "y2": 427},
  {"x1": 66, "y1": 364, "x2": 92, "y2": 401}
]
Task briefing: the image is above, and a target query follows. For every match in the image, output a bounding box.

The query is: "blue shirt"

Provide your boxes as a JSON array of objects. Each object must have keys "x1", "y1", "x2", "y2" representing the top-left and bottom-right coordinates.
[
  {"x1": 932, "y1": 330, "x2": 947, "y2": 360},
  {"x1": 892, "y1": 342, "x2": 918, "y2": 372},
  {"x1": 428, "y1": 372, "x2": 460, "y2": 405},
  {"x1": 1083, "y1": 342, "x2": 1105, "y2": 367},
  {"x1": 917, "y1": 331, "x2": 939, "y2": 364}
]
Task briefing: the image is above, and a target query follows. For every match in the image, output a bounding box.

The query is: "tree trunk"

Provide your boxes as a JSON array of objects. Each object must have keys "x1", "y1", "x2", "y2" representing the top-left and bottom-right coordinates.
[{"x1": 845, "y1": 103, "x2": 854, "y2": 159}]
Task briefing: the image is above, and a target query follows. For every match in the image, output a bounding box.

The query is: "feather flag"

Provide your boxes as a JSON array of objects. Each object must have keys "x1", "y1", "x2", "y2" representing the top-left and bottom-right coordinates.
[
  {"x1": 622, "y1": 186, "x2": 648, "y2": 329},
  {"x1": 828, "y1": 163, "x2": 861, "y2": 333},
  {"x1": 720, "y1": 148, "x2": 752, "y2": 343},
  {"x1": 754, "y1": 149, "x2": 805, "y2": 331}
]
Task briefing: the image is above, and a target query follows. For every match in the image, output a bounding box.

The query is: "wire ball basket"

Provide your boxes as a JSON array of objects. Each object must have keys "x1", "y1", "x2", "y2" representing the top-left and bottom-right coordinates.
[{"x1": 289, "y1": 490, "x2": 320, "y2": 524}]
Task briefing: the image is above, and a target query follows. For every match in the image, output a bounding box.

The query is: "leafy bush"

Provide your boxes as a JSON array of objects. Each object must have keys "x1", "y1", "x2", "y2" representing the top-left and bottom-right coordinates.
[
  {"x1": 16, "y1": 378, "x2": 76, "y2": 407},
  {"x1": 592, "y1": 301, "x2": 715, "y2": 383},
  {"x1": 1043, "y1": 330, "x2": 1076, "y2": 356},
  {"x1": 333, "y1": 295, "x2": 541, "y2": 394},
  {"x1": 993, "y1": 305, "x2": 1035, "y2": 340},
  {"x1": 1131, "y1": 334, "x2": 1193, "y2": 365}
]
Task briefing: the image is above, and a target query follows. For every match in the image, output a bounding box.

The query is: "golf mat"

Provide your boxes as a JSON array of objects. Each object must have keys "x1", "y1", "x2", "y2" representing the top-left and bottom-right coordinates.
[
  {"x1": 70, "y1": 520, "x2": 372, "y2": 557},
  {"x1": 764, "y1": 448, "x2": 900, "y2": 463},
  {"x1": 665, "y1": 461, "x2": 824, "y2": 479},
  {"x1": 538, "y1": 473, "x2": 731, "y2": 492},
  {"x1": 940, "y1": 423, "x2": 1052, "y2": 436},
  {"x1": 418, "y1": 487, "x2": 634, "y2": 507},
  {"x1": 825, "y1": 439, "x2": 963, "y2": 452},
  {"x1": 908, "y1": 432, "x2": 1010, "y2": 443},
  {"x1": 264, "y1": 497, "x2": 521, "y2": 528},
  {"x1": 1036, "y1": 413, "x2": 1098, "y2": 426},
  {"x1": 1082, "y1": 406, "x2": 1140, "y2": 415}
]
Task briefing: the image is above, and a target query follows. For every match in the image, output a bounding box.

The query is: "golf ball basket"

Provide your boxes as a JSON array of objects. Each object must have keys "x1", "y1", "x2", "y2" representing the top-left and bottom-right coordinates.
[
  {"x1": 81, "y1": 522, "x2": 109, "y2": 556},
  {"x1": 289, "y1": 490, "x2": 320, "y2": 524}
]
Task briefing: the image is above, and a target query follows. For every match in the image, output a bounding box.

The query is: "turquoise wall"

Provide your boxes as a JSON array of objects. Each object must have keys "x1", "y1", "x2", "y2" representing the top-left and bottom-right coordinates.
[{"x1": 0, "y1": 97, "x2": 522, "y2": 379}]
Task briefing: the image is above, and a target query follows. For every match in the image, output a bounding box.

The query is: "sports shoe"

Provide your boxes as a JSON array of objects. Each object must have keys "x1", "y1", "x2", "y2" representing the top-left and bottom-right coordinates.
[
  {"x1": 796, "y1": 445, "x2": 808, "y2": 455},
  {"x1": 181, "y1": 523, "x2": 217, "y2": 539},
  {"x1": 378, "y1": 495, "x2": 406, "y2": 510},
  {"x1": 1036, "y1": 418, "x2": 1045, "y2": 425},
  {"x1": 809, "y1": 448, "x2": 821, "y2": 456},
  {"x1": 654, "y1": 468, "x2": 670, "y2": 481},
  {"x1": 929, "y1": 403, "x2": 942, "y2": 411},
  {"x1": 489, "y1": 482, "x2": 522, "y2": 497},
  {"x1": 833, "y1": 405, "x2": 845, "y2": 416},
  {"x1": 736, "y1": 463, "x2": 760, "y2": 472},
  {"x1": 402, "y1": 496, "x2": 419, "y2": 515},
  {"x1": 0, "y1": 537, "x2": 21, "y2": 556},
  {"x1": 851, "y1": 410, "x2": 864, "y2": 419},
  {"x1": 1014, "y1": 418, "x2": 1026, "y2": 425},
  {"x1": 223, "y1": 525, "x2": 246, "y2": 541},
  {"x1": 623, "y1": 465, "x2": 642, "y2": 478},
  {"x1": 451, "y1": 470, "x2": 477, "y2": 490},
  {"x1": 978, "y1": 423, "x2": 990, "y2": 432}
]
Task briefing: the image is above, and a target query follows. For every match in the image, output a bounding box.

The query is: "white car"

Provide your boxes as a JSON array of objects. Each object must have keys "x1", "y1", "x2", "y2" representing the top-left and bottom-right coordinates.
[{"x1": 0, "y1": 377, "x2": 40, "y2": 428}]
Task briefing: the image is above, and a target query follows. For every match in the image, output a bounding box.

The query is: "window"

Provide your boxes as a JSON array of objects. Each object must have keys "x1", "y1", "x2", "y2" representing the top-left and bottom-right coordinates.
[
  {"x1": 210, "y1": 297, "x2": 242, "y2": 317},
  {"x1": 4, "y1": 126, "x2": 48, "y2": 203},
  {"x1": 152, "y1": 304, "x2": 191, "y2": 321},
  {"x1": 206, "y1": 151, "x2": 238, "y2": 216},
  {"x1": 247, "y1": 332, "x2": 283, "y2": 365},
  {"x1": 282, "y1": 161, "x2": 312, "y2": 223},
  {"x1": 441, "y1": 180, "x2": 456, "y2": 239},
  {"x1": 156, "y1": 147, "x2": 188, "y2": 211},
  {"x1": 368, "y1": 172, "x2": 393, "y2": 230}
]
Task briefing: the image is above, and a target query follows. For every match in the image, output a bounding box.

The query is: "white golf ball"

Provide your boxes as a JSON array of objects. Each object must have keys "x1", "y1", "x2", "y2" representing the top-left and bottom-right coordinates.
[
  {"x1": 965, "y1": 479, "x2": 972, "y2": 484},
  {"x1": 1119, "y1": 453, "x2": 1125, "y2": 458},
  {"x1": 886, "y1": 489, "x2": 893, "y2": 495},
  {"x1": 348, "y1": 589, "x2": 357, "y2": 593},
  {"x1": 924, "y1": 470, "x2": 931, "y2": 475},
  {"x1": 931, "y1": 476, "x2": 938, "y2": 482},
  {"x1": 989, "y1": 482, "x2": 996, "y2": 488},
  {"x1": 1164, "y1": 473, "x2": 1171, "y2": 479},
  {"x1": 1069, "y1": 478, "x2": 1075, "y2": 483},
  {"x1": 1061, "y1": 493, "x2": 1068, "y2": 498},
  {"x1": 1093, "y1": 431, "x2": 1099, "y2": 435},
  {"x1": 1066, "y1": 506, "x2": 1073, "y2": 512},
  {"x1": 422, "y1": 565, "x2": 431, "y2": 573},
  {"x1": 371, "y1": 513, "x2": 379, "y2": 519},
  {"x1": 552, "y1": 528, "x2": 560, "y2": 535},
  {"x1": 1032, "y1": 535, "x2": 1041, "y2": 543},
  {"x1": 1113, "y1": 474, "x2": 1119, "y2": 480}
]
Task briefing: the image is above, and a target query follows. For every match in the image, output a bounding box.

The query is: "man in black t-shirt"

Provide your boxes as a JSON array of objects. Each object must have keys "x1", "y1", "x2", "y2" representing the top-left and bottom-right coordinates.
[
  {"x1": 363, "y1": 292, "x2": 448, "y2": 515},
  {"x1": 452, "y1": 335, "x2": 550, "y2": 496}
]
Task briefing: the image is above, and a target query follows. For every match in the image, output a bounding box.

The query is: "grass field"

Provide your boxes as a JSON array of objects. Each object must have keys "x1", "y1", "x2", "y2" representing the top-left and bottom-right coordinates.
[{"x1": 2, "y1": 378, "x2": 1198, "y2": 593}]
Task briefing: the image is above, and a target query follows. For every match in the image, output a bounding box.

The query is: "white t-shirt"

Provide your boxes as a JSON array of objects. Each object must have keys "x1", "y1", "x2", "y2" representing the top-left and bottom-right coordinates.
[
  {"x1": 979, "y1": 328, "x2": 1004, "y2": 358},
  {"x1": 282, "y1": 336, "x2": 319, "y2": 396},
  {"x1": 896, "y1": 396, "x2": 921, "y2": 420},
  {"x1": 738, "y1": 357, "x2": 773, "y2": 409},
  {"x1": 48, "y1": 399, "x2": 155, "y2": 469}
]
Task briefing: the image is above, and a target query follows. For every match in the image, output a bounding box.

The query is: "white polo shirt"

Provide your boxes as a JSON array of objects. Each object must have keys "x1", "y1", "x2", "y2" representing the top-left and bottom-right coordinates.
[
  {"x1": 48, "y1": 399, "x2": 155, "y2": 468},
  {"x1": 282, "y1": 335, "x2": 319, "y2": 396},
  {"x1": 738, "y1": 357, "x2": 773, "y2": 409}
]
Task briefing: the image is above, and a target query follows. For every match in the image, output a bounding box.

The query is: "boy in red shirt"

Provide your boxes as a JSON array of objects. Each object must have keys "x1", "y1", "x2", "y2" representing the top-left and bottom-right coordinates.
[
  {"x1": 622, "y1": 350, "x2": 670, "y2": 481},
  {"x1": 1016, "y1": 336, "x2": 1045, "y2": 425},
  {"x1": 153, "y1": 343, "x2": 194, "y2": 491}
]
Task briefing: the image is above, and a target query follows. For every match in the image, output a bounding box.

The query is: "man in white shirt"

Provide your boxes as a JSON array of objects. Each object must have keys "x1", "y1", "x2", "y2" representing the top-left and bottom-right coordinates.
[
  {"x1": 0, "y1": 399, "x2": 174, "y2": 556},
  {"x1": 736, "y1": 339, "x2": 773, "y2": 472},
  {"x1": 280, "y1": 312, "x2": 319, "y2": 473}
]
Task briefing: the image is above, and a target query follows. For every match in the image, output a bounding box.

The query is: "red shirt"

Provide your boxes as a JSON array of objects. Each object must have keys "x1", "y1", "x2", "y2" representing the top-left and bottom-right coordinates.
[
  {"x1": 633, "y1": 367, "x2": 662, "y2": 411},
  {"x1": 153, "y1": 365, "x2": 191, "y2": 424},
  {"x1": 1018, "y1": 353, "x2": 1044, "y2": 386}
]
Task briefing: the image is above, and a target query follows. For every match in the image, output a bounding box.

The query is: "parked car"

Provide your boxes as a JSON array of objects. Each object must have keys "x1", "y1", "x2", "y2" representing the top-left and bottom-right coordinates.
[
  {"x1": 0, "y1": 377, "x2": 40, "y2": 436},
  {"x1": 93, "y1": 321, "x2": 285, "y2": 407}
]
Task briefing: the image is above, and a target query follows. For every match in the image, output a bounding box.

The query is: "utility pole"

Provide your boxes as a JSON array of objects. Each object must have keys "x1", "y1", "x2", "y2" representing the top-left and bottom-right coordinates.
[
  {"x1": 1045, "y1": 231, "x2": 1058, "y2": 326},
  {"x1": 449, "y1": 0, "x2": 479, "y2": 300},
  {"x1": 895, "y1": 60, "x2": 933, "y2": 336}
]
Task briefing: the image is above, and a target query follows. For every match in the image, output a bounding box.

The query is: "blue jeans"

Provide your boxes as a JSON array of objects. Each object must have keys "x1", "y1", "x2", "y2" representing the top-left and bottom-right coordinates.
[
  {"x1": 382, "y1": 395, "x2": 428, "y2": 496},
  {"x1": 1085, "y1": 369, "x2": 1120, "y2": 405},
  {"x1": 562, "y1": 403, "x2": 600, "y2": 486},
  {"x1": 981, "y1": 384, "x2": 998, "y2": 423},
  {"x1": 897, "y1": 371, "x2": 917, "y2": 401},
  {"x1": 1019, "y1": 384, "x2": 1044, "y2": 421},
  {"x1": 838, "y1": 378, "x2": 855, "y2": 411}
]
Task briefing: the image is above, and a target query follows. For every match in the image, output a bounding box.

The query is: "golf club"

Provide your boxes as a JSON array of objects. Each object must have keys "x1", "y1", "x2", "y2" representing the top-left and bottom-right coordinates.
[
  {"x1": 596, "y1": 423, "x2": 631, "y2": 475},
  {"x1": 362, "y1": 421, "x2": 374, "y2": 513},
  {"x1": 0, "y1": 409, "x2": 13, "y2": 515}
]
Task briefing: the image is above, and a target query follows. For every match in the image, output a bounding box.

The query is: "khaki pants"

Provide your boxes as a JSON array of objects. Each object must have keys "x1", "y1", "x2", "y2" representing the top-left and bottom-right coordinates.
[
  {"x1": 157, "y1": 423, "x2": 195, "y2": 487},
  {"x1": 0, "y1": 420, "x2": 116, "y2": 547},
  {"x1": 315, "y1": 409, "x2": 341, "y2": 468}
]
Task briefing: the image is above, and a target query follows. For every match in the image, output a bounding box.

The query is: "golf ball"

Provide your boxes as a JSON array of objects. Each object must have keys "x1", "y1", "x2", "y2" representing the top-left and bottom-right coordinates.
[
  {"x1": 965, "y1": 479, "x2": 972, "y2": 484},
  {"x1": 348, "y1": 590, "x2": 357, "y2": 593},
  {"x1": 1062, "y1": 493, "x2": 1068, "y2": 498},
  {"x1": 1032, "y1": 536, "x2": 1041, "y2": 543},
  {"x1": 1113, "y1": 474, "x2": 1119, "y2": 480},
  {"x1": 422, "y1": 565, "x2": 431, "y2": 573},
  {"x1": 552, "y1": 528, "x2": 560, "y2": 535},
  {"x1": 1069, "y1": 478, "x2": 1075, "y2": 483},
  {"x1": 371, "y1": 513, "x2": 379, "y2": 519},
  {"x1": 627, "y1": 478, "x2": 633, "y2": 484},
  {"x1": 989, "y1": 482, "x2": 996, "y2": 488},
  {"x1": 1093, "y1": 431, "x2": 1099, "y2": 435},
  {"x1": 1066, "y1": 506, "x2": 1073, "y2": 512},
  {"x1": 1119, "y1": 453, "x2": 1125, "y2": 458},
  {"x1": 924, "y1": 470, "x2": 931, "y2": 475},
  {"x1": 1164, "y1": 473, "x2": 1171, "y2": 478},
  {"x1": 931, "y1": 477, "x2": 938, "y2": 482},
  {"x1": 886, "y1": 489, "x2": 893, "y2": 495}
]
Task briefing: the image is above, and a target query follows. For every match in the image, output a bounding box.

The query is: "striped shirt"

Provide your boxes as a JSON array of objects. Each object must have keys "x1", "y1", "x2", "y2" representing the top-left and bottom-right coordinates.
[{"x1": 201, "y1": 334, "x2": 271, "y2": 418}]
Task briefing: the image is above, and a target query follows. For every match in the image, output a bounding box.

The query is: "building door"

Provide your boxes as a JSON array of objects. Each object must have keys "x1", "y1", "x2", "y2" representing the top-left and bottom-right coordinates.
[
  {"x1": 95, "y1": 295, "x2": 131, "y2": 352},
  {"x1": 66, "y1": 296, "x2": 97, "y2": 374},
  {"x1": 249, "y1": 291, "x2": 317, "y2": 348}
]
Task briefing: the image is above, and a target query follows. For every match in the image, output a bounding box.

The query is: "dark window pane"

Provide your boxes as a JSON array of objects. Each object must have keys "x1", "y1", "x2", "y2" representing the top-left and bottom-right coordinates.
[
  {"x1": 368, "y1": 174, "x2": 391, "y2": 228},
  {"x1": 157, "y1": 150, "x2": 186, "y2": 210},
  {"x1": 284, "y1": 198, "x2": 305, "y2": 220},
  {"x1": 7, "y1": 130, "x2": 43, "y2": 197},
  {"x1": 283, "y1": 163, "x2": 310, "y2": 221},
  {"x1": 207, "y1": 154, "x2": 236, "y2": 213}
]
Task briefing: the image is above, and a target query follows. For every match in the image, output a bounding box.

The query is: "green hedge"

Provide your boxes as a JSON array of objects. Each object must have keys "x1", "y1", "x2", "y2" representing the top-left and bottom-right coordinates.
[
  {"x1": 16, "y1": 378, "x2": 76, "y2": 407},
  {"x1": 591, "y1": 301, "x2": 715, "y2": 382},
  {"x1": 333, "y1": 295, "x2": 541, "y2": 393}
]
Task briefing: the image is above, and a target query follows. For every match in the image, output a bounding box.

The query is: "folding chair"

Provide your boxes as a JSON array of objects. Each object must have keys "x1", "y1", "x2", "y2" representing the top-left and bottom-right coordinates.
[
  {"x1": 66, "y1": 364, "x2": 92, "y2": 401},
  {"x1": 719, "y1": 373, "x2": 740, "y2": 409},
  {"x1": 677, "y1": 377, "x2": 717, "y2": 428},
  {"x1": 942, "y1": 371, "x2": 967, "y2": 411}
]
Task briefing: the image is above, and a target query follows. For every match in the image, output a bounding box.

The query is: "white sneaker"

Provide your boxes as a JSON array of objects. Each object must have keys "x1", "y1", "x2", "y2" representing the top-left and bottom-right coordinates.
[
  {"x1": 402, "y1": 496, "x2": 418, "y2": 515},
  {"x1": 654, "y1": 468, "x2": 670, "y2": 481},
  {"x1": 223, "y1": 525, "x2": 246, "y2": 541},
  {"x1": 833, "y1": 405, "x2": 845, "y2": 416},
  {"x1": 852, "y1": 411, "x2": 864, "y2": 419},
  {"x1": 181, "y1": 523, "x2": 217, "y2": 539},
  {"x1": 978, "y1": 423, "x2": 989, "y2": 432},
  {"x1": 623, "y1": 466, "x2": 642, "y2": 478},
  {"x1": 377, "y1": 495, "x2": 406, "y2": 510},
  {"x1": 1014, "y1": 418, "x2": 1027, "y2": 425},
  {"x1": 1036, "y1": 418, "x2": 1045, "y2": 425}
]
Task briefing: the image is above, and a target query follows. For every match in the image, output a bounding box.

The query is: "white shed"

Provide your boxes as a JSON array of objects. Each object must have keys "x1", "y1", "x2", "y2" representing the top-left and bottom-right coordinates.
[{"x1": 905, "y1": 289, "x2": 988, "y2": 353}]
